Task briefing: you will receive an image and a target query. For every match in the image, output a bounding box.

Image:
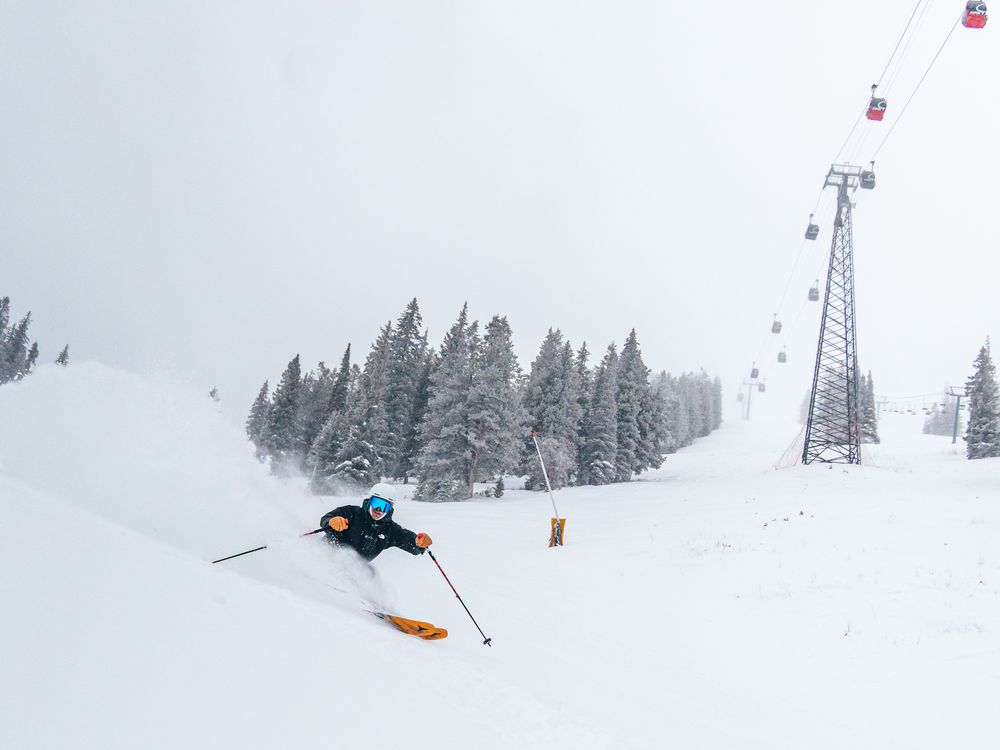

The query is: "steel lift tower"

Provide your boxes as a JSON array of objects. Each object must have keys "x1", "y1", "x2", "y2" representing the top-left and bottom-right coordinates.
[{"x1": 802, "y1": 163, "x2": 868, "y2": 464}]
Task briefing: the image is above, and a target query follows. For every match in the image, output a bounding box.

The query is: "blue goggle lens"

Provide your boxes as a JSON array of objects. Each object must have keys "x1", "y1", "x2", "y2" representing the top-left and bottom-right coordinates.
[{"x1": 370, "y1": 496, "x2": 393, "y2": 514}]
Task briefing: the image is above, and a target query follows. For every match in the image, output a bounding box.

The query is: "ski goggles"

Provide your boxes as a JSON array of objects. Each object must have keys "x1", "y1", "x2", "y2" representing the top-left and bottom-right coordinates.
[{"x1": 369, "y1": 495, "x2": 393, "y2": 514}]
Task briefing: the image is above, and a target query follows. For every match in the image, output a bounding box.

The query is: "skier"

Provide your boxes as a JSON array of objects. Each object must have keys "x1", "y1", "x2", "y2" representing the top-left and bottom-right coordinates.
[{"x1": 321, "y1": 483, "x2": 432, "y2": 562}]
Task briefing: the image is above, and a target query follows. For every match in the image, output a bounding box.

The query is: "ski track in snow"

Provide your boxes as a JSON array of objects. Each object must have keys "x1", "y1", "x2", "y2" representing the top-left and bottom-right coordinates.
[{"x1": 1, "y1": 362, "x2": 998, "y2": 749}]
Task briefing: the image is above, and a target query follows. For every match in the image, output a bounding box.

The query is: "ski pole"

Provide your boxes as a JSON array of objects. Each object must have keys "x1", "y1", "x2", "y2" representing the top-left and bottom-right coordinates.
[
  {"x1": 426, "y1": 549, "x2": 492, "y2": 647},
  {"x1": 211, "y1": 528, "x2": 325, "y2": 564}
]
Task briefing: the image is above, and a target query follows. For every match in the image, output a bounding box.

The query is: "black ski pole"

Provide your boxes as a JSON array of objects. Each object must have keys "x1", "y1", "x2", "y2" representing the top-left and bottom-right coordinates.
[
  {"x1": 426, "y1": 549, "x2": 492, "y2": 647},
  {"x1": 211, "y1": 528, "x2": 325, "y2": 564}
]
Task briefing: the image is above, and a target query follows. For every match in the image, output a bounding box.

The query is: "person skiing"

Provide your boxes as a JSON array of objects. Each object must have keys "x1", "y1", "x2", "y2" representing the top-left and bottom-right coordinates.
[{"x1": 321, "y1": 482, "x2": 432, "y2": 562}]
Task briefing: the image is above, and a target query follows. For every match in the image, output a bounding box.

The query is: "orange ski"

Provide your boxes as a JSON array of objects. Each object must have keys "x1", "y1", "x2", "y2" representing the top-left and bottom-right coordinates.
[{"x1": 372, "y1": 612, "x2": 448, "y2": 640}]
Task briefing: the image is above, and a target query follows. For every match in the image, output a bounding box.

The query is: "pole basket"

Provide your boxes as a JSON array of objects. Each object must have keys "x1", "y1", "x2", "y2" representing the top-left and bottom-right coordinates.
[{"x1": 548, "y1": 518, "x2": 566, "y2": 547}]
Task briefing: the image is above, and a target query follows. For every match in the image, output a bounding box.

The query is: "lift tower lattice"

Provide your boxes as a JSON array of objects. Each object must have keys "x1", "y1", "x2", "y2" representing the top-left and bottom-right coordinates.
[{"x1": 802, "y1": 164, "x2": 864, "y2": 465}]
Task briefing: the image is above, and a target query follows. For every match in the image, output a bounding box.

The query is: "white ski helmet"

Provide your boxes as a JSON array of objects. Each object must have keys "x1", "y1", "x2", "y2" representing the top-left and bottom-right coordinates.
[{"x1": 368, "y1": 482, "x2": 396, "y2": 503}]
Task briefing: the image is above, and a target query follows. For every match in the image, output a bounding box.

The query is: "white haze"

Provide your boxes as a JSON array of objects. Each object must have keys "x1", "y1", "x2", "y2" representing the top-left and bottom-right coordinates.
[{"x1": 2, "y1": 1, "x2": 998, "y2": 422}]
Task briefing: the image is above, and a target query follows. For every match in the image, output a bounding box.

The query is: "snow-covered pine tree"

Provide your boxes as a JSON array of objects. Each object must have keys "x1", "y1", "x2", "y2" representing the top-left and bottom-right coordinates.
[
  {"x1": 637, "y1": 376, "x2": 668, "y2": 472},
  {"x1": 328, "y1": 345, "x2": 352, "y2": 414},
  {"x1": 55, "y1": 345, "x2": 70, "y2": 366},
  {"x1": 523, "y1": 329, "x2": 582, "y2": 489},
  {"x1": 245, "y1": 380, "x2": 270, "y2": 459},
  {"x1": 0, "y1": 310, "x2": 35, "y2": 384},
  {"x1": 384, "y1": 299, "x2": 429, "y2": 481},
  {"x1": 260, "y1": 355, "x2": 304, "y2": 474},
  {"x1": 697, "y1": 369, "x2": 715, "y2": 437},
  {"x1": 859, "y1": 371, "x2": 880, "y2": 444},
  {"x1": 208, "y1": 386, "x2": 220, "y2": 402},
  {"x1": 414, "y1": 304, "x2": 478, "y2": 502},
  {"x1": 614, "y1": 330, "x2": 648, "y2": 481},
  {"x1": 964, "y1": 340, "x2": 1000, "y2": 460},
  {"x1": 296, "y1": 361, "x2": 336, "y2": 459},
  {"x1": 661, "y1": 372, "x2": 690, "y2": 450},
  {"x1": 395, "y1": 337, "x2": 433, "y2": 484},
  {"x1": 329, "y1": 322, "x2": 393, "y2": 488},
  {"x1": 25, "y1": 341, "x2": 38, "y2": 375},
  {"x1": 308, "y1": 409, "x2": 349, "y2": 493},
  {"x1": 711, "y1": 376, "x2": 723, "y2": 430},
  {"x1": 579, "y1": 344, "x2": 618, "y2": 485},
  {"x1": 651, "y1": 372, "x2": 679, "y2": 453},
  {"x1": 574, "y1": 342, "x2": 592, "y2": 480},
  {"x1": 466, "y1": 315, "x2": 528, "y2": 494}
]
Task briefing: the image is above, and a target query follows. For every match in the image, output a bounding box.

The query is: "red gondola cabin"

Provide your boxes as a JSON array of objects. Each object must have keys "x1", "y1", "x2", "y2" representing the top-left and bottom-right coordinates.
[
  {"x1": 866, "y1": 97, "x2": 887, "y2": 121},
  {"x1": 963, "y1": 1, "x2": 988, "y2": 27}
]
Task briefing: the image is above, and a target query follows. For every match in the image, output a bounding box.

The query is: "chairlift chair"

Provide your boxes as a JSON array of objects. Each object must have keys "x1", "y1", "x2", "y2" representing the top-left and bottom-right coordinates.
[
  {"x1": 805, "y1": 214, "x2": 820, "y2": 240},
  {"x1": 963, "y1": 1, "x2": 988, "y2": 27}
]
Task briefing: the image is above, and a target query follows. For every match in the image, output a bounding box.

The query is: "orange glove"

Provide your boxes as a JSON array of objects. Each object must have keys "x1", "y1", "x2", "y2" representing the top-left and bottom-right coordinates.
[
  {"x1": 327, "y1": 516, "x2": 349, "y2": 532},
  {"x1": 415, "y1": 533, "x2": 432, "y2": 549}
]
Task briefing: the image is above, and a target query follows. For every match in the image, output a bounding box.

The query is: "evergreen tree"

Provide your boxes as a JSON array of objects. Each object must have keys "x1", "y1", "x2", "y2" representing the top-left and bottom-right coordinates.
[
  {"x1": 328, "y1": 345, "x2": 352, "y2": 414},
  {"x1": 711, "y1": 376, "x2": 724, "y2": 430},
  {"x1": 614, "y1": 330, "x2": 647, "y2": 481},
  {"x1": 1, "y1": 312, "x2": 34, "y2": 384},
  {"x1": 330, "y1": 323, "x2": 393, "y2": 487},
  {"x1": 208, "y1": 386, "x2": 220, "y2": 402},
  {"x1": 55, "y1": 345, "x2": 70, "y2": 366},
  {"x1": 246, "y1": 380, "x2": 270, "y2": 459},
  {"x1": 384, "y1": 299, "x2": 429, "y2": 480},
  {"x1": 579, "y1": 344, "x2": 618, "y2": 484},
  {"x1": 964, "y1": 340, "x2": 1000, "y2": 460},
  {"x1": 574, "y1": 342, "x2": 592, "y2": 479},
  {"x1": 523, "y1": 329, "x2": 582, "y2": 489},
  {"x1": 308, "y1": 409, "x2": 350, "y2": 492},
  {"x1": 297, "y1": 361, "x2": 336, "y2": 457},
  {"x1": 662, "y1": 372, "x2": 690, "y2": 450},
  {"x1": 859, "y1": 371, "x2": 880, "y2": 444},
  {"x1": 396, "y1": 339, "x2": 433, "y2": 484},
  {"x1": 260, "y1": 355, "x2": 304, "y2": 473},
  {"x1": 637, "y1": 376, "x2": 668, "y2": 471},
  {"x1": 415, "y1": 304, "x2": 477, "y2": 502},
  {"x1": 467, "y1": 316, "x2": 528, "y2": 492}
]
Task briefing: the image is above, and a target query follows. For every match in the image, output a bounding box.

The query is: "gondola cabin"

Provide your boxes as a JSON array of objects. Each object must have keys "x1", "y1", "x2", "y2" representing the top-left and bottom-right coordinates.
[
  {"x1": 963, "y1": 1, "x2": 988, "y2": 27},
  {"x1": 750, "y1": 364, "x2": 759, "y2": 379},
  {"x1": 771, "y1": 316, "x2": 782, "y2": 334},
  {"x1": 758, "y1": 381, "x2": 766, "y2": 393},
  {"x1": 866, "y1": 97, "x2": 887, "y2": 121},
  {"x1": 808, "y1": 285, "x2": 820, "y2": 301},
  {"x1": 778, "y1": 349, "x2": 787, "y2": 364},
  {"x1": 805, "y1": 214, "x2": 819, "y2": 240},
  {"x1": 860, "y1": 170, "x2": 876, "y2": 189}
]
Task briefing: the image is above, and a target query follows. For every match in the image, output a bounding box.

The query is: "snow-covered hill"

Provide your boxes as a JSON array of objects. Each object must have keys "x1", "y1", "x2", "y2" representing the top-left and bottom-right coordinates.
[{"x1": 2, "y1": 363, "x2": 997, "y2": 749}]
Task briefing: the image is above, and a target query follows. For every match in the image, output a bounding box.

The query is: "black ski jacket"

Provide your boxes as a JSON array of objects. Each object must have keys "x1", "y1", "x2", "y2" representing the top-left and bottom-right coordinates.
[{"x1": 320, "y1": 497, "x2": 425, "y2": 562}]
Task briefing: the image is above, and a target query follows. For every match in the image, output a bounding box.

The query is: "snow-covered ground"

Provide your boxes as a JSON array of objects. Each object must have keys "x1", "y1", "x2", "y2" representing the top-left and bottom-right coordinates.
[{"x1": 2, "y1": 363, "x2": 997, "y2": 749}]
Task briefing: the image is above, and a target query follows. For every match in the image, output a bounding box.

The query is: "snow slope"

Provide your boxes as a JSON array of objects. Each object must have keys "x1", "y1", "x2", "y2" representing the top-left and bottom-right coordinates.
[{"x1": 2, "y1": 363, "x2": 998, "y2": 749}]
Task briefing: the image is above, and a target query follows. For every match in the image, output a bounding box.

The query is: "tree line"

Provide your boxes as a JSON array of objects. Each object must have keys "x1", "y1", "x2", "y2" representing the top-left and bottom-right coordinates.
[
  {"x1": 246, "y1": 299, "x2": 723, "y2": 501},
  {"x1": 0, "y1": 295, "x2": 69, "y2": 386}
]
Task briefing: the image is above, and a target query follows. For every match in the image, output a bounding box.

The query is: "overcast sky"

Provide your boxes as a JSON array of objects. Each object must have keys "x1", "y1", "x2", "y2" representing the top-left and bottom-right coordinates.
[{"x1": 3, "y1": 1, "x2": 997, "y2": 424}]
